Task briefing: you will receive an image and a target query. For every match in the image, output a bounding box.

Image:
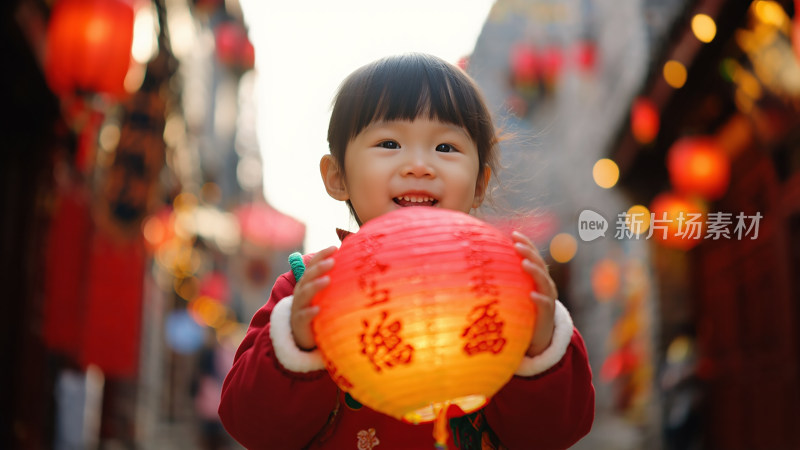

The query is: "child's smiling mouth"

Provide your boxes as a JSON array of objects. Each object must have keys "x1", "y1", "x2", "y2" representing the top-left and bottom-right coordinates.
[{"x1": 393, "y1": 195, "x2": 438, "y2": 207}]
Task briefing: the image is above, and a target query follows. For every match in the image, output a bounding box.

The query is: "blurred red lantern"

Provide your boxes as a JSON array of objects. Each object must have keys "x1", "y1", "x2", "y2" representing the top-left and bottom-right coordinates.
[
  {"x1": 574, "y1": 40, "x2": 598, "y2": 72},
  {"x1": 667, "y1": 136, "x2": 730, "y2": 200},
  {"x1": 630, "y1": 97, "x2": 660, "y2": 144},
  {"x1": 649, "y1": 192, "x2": 705, "y2": 250},
  {"x1": 215, "y1": 21, "x2": 255, "y2": 71},
  {"x1": 45, "y1": 0, "x2": 135, "y2": 98},
  {"x1": 456, "y1": 55, "x2": 470, "y2": 71},
  {"x1": 511, "y1": 44, "x2": 539, "y2": 87},
  {"x1": 539, "y1": 46, "x2": 564, "y2": 86},
  {"x1": 313, "y1": 207, "x2": 536, "y2": 427}
]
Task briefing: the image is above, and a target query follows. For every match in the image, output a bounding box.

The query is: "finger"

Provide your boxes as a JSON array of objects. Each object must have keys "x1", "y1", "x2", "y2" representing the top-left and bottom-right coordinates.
[
  {"x1": 302, "y1": 257, "x2": 335, "y2": 282},
  {"x1": 511, "y1": 230, "x2": 534, "y2": 247},
  {"x1": 294, "y1": 275, "x2": 331, "y2": 307},
  {"x1": 294, "y1": 304, "x2": 321, "y2": 321},
  {"x1": 307, "y1": 246, "x2": 338, "y2": 266},
  {"x1": 514, "y1": 242, "x2": 547, "y2": 269},
  {"x1": 511, "y1": 231, "x2": 544, "y2": 262},
  {"x1": 530, "y1": 291, "x2": 555, "y2": 309},
  {"x1": 523, "y1": 259, "x2": 558, "y2": 299}
]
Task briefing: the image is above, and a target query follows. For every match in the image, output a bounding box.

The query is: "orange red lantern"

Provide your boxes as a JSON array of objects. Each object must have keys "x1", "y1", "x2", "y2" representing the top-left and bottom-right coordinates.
[
  {"x1": 649, "y1": 192, "x2": 706, "y2": 250},
  {"x1": 312, "y1": 207, "x2": 536, "y2": 426},
  {"x1": 667, "y1": 136, "x2": 730, "y2": 200},
  {"x1": 45, "y1": 0, "x2": 136, "y2": 98}
]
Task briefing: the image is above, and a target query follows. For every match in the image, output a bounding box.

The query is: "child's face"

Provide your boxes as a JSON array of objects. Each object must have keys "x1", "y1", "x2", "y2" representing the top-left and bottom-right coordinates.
[{"x1": 324, "y1": 118, "x2": 488, "y2": 225}]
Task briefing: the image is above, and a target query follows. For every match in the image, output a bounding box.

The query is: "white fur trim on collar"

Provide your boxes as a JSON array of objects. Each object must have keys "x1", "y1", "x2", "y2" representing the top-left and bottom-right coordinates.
[
  {"x1": 269, "y1": 296, "x2": 326, "y2": 373},
  {"x1": 515, "y1": 300, "x2": 574, "y2": 377}
]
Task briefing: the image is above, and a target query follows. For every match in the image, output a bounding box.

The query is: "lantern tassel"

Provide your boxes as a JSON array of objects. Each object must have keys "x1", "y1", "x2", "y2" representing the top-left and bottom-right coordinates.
[{"x1": 433, "y1": 401, "x2": 451, "y2": 449}]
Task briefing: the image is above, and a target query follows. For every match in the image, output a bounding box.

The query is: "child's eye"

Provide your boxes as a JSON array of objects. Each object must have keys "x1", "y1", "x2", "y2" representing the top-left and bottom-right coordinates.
[
  {"x1": 435, "y1": 143, "x2": 457, "y2": 153},
  {"x1": 378, "y1": 140, "x2": 399, "y2": 149}
]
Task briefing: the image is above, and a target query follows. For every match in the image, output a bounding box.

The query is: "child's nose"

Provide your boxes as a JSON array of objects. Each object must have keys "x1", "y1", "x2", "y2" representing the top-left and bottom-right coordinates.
[{"x1": 401, "y1": 148, "x2": 436, "y2": 178}]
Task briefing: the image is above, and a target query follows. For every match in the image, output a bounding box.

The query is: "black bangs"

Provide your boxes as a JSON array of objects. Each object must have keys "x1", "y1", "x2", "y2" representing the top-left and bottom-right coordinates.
[{"x1": 328, "y1": 53, "x2": 489, "y2": 157}]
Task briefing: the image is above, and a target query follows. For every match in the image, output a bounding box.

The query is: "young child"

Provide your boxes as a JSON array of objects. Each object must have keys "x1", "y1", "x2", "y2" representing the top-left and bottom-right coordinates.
[{"x1": 219, "y1": 53, "x2": 594, "y2": 449}]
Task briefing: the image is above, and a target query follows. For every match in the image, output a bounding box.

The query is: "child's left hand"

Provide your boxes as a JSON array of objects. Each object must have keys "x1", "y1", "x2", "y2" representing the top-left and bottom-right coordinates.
[{"x1": 512, "y1": 231, "x2": 558, "y2": 358}]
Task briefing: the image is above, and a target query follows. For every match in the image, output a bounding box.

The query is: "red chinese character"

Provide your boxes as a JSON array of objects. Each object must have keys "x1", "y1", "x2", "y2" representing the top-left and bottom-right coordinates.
[
  {"x1": 360, "y1": 311, "x2": 414, "y2": 372},
  {"x1": 462, "y1": 300, "x2": 507, "y2": 355}
]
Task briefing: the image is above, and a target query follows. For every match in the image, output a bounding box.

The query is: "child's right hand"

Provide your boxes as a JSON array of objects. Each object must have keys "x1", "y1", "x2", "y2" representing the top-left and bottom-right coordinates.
[{"x1": 290, "y1": 246, "x2": 338, "y2": 351}]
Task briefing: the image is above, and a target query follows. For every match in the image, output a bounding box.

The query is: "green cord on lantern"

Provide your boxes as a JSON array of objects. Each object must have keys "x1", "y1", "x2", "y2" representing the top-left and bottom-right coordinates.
[{"x1": 288, "y1": 252, "x2": 306, "y2": 282}]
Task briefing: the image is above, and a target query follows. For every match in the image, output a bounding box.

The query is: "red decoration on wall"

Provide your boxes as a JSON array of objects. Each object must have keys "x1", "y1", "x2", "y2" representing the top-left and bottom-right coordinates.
[
  {"x1": 667, "y1": 136, "x2": 730, "y2": 200},
  {"x1": 43, "y1": 185, "x2": 92, "y2": 358},
  {"x1": 234, "y1": 201, "x2": 305, "y2": 249},
  {"x1": 45, "y1": 0, "x2": 135, "y2": 98},
  {"x1": 313, "y1": 207, "x2": 536, "y2": 424},
  {"x1": 80, "y1": 231, "x2": 145, "y2": 377},
  {"x1": 43, "y1": 187, "x2": 146, "y2": 377}
]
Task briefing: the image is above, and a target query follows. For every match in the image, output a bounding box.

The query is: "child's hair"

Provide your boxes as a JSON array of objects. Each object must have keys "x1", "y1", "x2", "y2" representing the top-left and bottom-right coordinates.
[{"x1": 327, "y1": 53, "x2": 500, "y2": 223}]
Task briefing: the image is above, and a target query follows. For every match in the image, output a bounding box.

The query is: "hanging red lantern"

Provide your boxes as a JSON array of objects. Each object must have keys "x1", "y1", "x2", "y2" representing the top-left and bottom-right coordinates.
[
  {"x1": 539, "y1": 45, "x2": 564, "y2": 87},
  {"x1": 510, "y1": 44, "x2": 539, "y2": 88},
  {"x1": 667, "y1": 136, "x2": 730, "y2": 200},
  {"x1": 630, "y1": 97, "x2": 660, "y2": 144},
  {"x1": 574, "y1": 40, "x2": 598, "y2": 72},
  {"x1": 456, "y1": 55, "x2": 470, "y2": 71},
  {"x1": 312, "y1": 207, "x2": 536, "y2": 428},
  {"x1": 215, "y1": 21, "x2": 255, "y2": 71},
  {"x1": 45, "y1": 0, "x2": 136, "y2": 98},
  {"x1": 649, "y1": 192, "x2": 706, "y2": 250}
]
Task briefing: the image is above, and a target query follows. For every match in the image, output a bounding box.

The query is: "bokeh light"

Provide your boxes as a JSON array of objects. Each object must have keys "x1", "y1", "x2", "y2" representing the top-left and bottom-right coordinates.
[
  {"x1": 550, "y1": 233, "x2": 578, "y2": 263},
  {"x1": 165, "y1": 310, "x2": 206, "y2": 354},
  {"x1": 752, "y1": 0, "x2": 788, "y2": 28},
  {"x1": 691, "y1": 14, "x2": 717, "y2": 43},
  {"x1": 649, "y1": 193, "x2": 706, "y2": 250},
  {"x1": 591, "y1": 258, "x2": 621, "y2": 301},
  {"x1": 663, "y1": 60, "x2": 687, "y2": 88},
  {"x1": 630, "y1": 97, "x2": 660, "y2": 144},
  {"x1": 593, "y1": 158, "x2": 620, "y2": 189},
  {"x1": 625, "y1": 205, "x2": 651, "y2": 235}
]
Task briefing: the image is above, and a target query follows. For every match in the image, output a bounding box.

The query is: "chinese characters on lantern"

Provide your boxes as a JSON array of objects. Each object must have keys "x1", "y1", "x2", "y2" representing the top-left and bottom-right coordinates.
[
  {"x1": 360, "y1": 311, "x2": 414, "y2": 372},
  {"x1": 355, "y1": 234, "x2": 415, "y2": 372},
  {"x1": 457, "y1": 230, "x2": 507, "y2": 356},
  {"x1": 357, "y1": 234, "x2": 391, "y2": 307}
]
